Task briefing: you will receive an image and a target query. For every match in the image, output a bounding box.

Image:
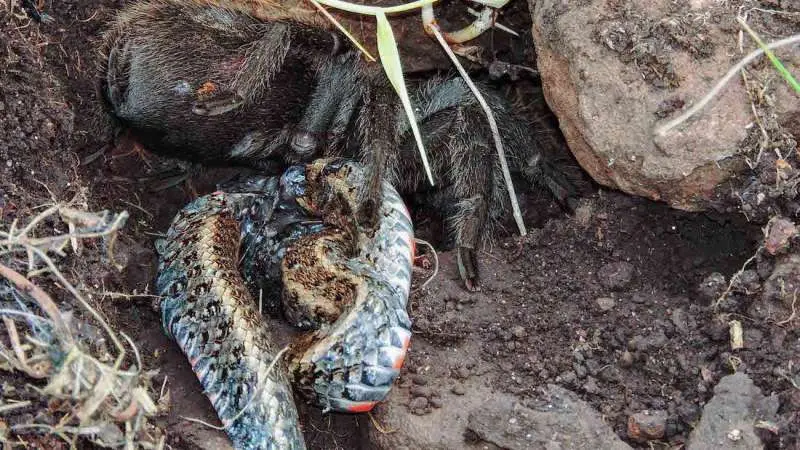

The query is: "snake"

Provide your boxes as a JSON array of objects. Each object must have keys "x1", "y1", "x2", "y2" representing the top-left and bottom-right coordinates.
[{"x1": 154, "y1": 158, "x2": 415, "y2": 449}]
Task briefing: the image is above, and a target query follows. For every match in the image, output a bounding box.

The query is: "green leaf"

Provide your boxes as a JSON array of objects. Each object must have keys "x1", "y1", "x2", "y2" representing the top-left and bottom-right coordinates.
[{"x1": 376, "y1": 12, "x2": 435, "y2": 185}]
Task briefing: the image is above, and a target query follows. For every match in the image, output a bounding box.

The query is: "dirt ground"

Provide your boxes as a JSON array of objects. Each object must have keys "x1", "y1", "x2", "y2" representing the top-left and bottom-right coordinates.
[{"x1": 1, "y1": 0, "x2": 798, "y2": 449}]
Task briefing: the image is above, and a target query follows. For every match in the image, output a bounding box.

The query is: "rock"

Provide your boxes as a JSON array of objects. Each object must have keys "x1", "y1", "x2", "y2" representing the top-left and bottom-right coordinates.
[
  {"x1": 627, "y1": 410, "x2": 668, "y2": 442},
  {"x1": 409, "y1": 385, "x2": 433, "y2": 398},
  {"x1": 466, "y1": 386, "x2": 632, "y2": 450},
  {"x1": 596, "y1": 297, "x2": 616, "y2": 311},
  {"x1": 451, "y1": 385, "x2": 466, "y2": 396},
  {"x1": 619, "y1": 350, "x2": 634, "y2": 368},
  {"x1": 411, "y1": 375, "x2": 428, "y2": 385},
  {"x1": 370, "y1": 384, "x2": 631, "y2": 450},
  {"x1": 765, "y1": 217, "x2": 797, "y2": 255},
  {"x1": 530, "y1": 0, "x2": 798, "y2": 210},
  {"x1": 454, "y1": 366, "x2": 471, "y2": 379},
  {"x1": 687, "y1": 373, "x2": 780, "y2": 449},
  {"x1": 597, "y1": 262, "x2": 635, "y2": 290},
  {"x1": 511, "y1": 325, "x2": 527, "y2": 339},
  {"x1": 409, "y1": 396, "x2": 429, "y2": 415}
]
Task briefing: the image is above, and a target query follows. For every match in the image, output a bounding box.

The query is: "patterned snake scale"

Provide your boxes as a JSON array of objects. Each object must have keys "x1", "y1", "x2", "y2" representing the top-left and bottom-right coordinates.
[{"x1": 155, "y1": 159, "x2": 415, "y2": 449}]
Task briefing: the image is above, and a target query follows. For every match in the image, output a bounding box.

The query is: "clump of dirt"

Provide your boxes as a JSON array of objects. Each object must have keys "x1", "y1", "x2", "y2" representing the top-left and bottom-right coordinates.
[{"x1": 1, "y1": 0, "x2": 798, "y2": 449}]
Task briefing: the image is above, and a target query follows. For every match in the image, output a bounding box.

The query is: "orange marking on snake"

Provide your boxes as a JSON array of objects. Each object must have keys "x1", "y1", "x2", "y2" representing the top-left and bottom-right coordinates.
[
  {"x1": 347, "y1": 401, "x2": 377, "y2": 413},
  {"x1": 393, "y1": 335, "x2": 411, "y2": 369}
]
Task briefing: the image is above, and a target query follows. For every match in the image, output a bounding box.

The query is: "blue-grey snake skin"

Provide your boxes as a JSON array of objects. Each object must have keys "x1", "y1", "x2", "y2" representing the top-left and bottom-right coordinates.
[{"x1": 155, "y1": 159, "x2": 414, "y2": 449}]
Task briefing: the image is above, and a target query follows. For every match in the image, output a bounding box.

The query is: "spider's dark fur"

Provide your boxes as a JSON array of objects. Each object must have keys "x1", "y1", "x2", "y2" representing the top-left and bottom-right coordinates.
[{"x1": 98, "y1": 0, "x2": 583, "y2": 290}]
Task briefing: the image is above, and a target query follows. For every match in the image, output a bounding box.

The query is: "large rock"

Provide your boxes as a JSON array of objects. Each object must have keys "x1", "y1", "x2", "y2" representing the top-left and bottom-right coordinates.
[
  {"x1": 530, "y1": 0, "x2": 799, "y2": 211},
  {"x1": 687, "y1": 372, "x2": 779, "y2": 449},
  {"x1": 369, "y1": 382, "x2": 631, "y2": 449}
]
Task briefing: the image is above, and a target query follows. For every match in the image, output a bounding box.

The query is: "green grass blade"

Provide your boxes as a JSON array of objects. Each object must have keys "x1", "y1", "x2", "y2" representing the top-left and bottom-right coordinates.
[
  {"x1": 738, "y1": 17, "x2": 800, "y2": 95},
  {"x1": 376, "y1": 12, "x2": 435, "y2": 185}
]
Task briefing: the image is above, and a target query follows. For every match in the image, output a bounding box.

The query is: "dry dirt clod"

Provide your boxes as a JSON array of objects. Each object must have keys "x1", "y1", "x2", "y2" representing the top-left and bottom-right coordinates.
[
  {"x1": 698, "y1": 272, "x2": 727, "y2": 300},
  {"x1": 409, "y1": 385, "x2": 433, "y2": 399},
  {"x1": 670, "y1": 307, "x2": 692, "y2": 334},
  {"x1": 597, "y1": 261, "x2": 635, "y2": 290}
]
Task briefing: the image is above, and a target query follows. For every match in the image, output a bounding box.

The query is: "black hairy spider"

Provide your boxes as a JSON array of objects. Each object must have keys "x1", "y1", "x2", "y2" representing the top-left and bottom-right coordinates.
[{"x1": 98, "y1": 0, "x2": 583, "y2": 290}]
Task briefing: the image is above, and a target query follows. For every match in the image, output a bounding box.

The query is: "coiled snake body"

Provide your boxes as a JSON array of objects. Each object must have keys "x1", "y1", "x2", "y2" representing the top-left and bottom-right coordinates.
[{"x1": 155, "y1": 159, "x2": 414, "y2": 449}]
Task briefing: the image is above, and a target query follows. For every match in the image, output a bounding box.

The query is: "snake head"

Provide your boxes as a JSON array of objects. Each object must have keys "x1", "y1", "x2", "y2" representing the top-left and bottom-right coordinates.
[{"x1": 279, "y1": 164, "x2": 308, "y2": 204}]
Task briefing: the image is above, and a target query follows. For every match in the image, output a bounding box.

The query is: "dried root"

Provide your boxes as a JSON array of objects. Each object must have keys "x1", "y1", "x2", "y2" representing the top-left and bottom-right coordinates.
[{"x1": 0, "y1": 200, "x2": 165, "y2": 448}]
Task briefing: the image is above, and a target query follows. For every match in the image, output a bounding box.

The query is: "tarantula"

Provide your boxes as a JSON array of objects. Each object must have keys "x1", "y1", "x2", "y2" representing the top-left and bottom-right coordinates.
[{"x1": 98, "y1": 0, "x2": 581, "y2": 290}]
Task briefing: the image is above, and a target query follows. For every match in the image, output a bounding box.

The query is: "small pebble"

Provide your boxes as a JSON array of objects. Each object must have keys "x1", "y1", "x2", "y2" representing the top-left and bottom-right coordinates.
[
  {"x1": 455, "y1": 367, "x2": 470, "y2": 379},
  {"x1": 409, "y1": 386, "x2": 432, "y2": 398},
  {"x1": 619, "y1": 350, "x2": 634, "y2": 368},
  {"x1": 627, "y1": 410, "x2": 667, "y2": 442},
  {"x1": 511, "y1": 325, "x2": 527, "y2": 339},
  {"x1": 429, "y1": 397, "x2": 443, "y2": 408},
  {"x1": 596, "y1": 297, "x2": 615, "y2": 311},
  {"x1": 451, "y1": 385, "x2": 466, "y2": 395},
  {"x1": 582, "y1": 376, "x2": 600, "y2": 394},
  {"x1": 409, "y1": 396, "x2": 428, "y2": 413},
  {"x1": 411, "y1": 375, "x2": 428, "y2": 385},
  {"x1": 765, "y1": 217, "x2": 797, "y2": 255}
]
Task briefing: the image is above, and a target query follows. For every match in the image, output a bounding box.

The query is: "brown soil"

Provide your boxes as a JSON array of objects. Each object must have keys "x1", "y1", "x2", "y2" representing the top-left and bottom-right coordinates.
[{"x1": 1, "y1": 0, "x2": 797, "y2": 449}]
